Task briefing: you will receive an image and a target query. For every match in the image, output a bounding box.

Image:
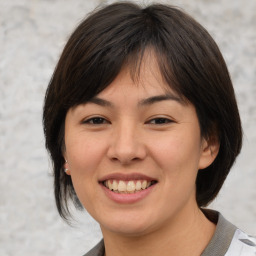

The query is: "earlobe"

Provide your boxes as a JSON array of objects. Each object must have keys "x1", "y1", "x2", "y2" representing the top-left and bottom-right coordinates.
[
  {"x1": 64, "y1": 159, "x2": 71, "y2": 175},
  {"x1": 198, "y1": 138, "x2": 220, "y2": 170}
]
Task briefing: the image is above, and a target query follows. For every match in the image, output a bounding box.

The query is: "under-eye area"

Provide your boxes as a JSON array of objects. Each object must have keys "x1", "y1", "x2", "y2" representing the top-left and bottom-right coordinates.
[{"x1": 101, "y1": 180, "x2": 158, "y2": 193}]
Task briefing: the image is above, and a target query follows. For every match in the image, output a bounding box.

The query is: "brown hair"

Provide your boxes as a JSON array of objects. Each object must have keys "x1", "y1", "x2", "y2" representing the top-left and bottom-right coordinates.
[{"x1": 43, "y1": 2, "x2": 242, "y2": 220}]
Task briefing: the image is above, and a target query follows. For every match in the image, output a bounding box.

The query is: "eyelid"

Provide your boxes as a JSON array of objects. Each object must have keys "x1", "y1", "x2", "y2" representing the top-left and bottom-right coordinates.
[
  {"x1": 81, "y1": 115, "x2": 110, "y2": 125},
  {"x1": 145, "y1": 116, "x2": 176, "y2": 125},
  {"x1": 80, "y1": 115, "x2": 175, "y2": 126}
]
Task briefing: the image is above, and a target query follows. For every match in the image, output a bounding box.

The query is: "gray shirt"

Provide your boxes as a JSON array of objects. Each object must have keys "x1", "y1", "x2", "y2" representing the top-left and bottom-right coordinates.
[{"x1": 83, "y1": 210, "x2": 256, "y2": 256}]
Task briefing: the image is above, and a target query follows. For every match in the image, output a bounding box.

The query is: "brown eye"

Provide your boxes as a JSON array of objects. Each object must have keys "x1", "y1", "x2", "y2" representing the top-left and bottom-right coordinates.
[
  {"x1": 83, "y1": 117, "x2": 109, "y2": 125},
  {"x1": 148, "y1": 118, "x2": 173, "y2": 125}
]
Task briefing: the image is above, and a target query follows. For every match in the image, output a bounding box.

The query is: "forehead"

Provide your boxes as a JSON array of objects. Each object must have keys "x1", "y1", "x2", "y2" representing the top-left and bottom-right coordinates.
[{"x1": 97, "y1": 50, "x2": 182, "y2": 102}]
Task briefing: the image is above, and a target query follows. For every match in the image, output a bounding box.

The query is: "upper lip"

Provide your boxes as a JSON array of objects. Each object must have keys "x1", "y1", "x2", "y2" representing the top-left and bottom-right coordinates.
[{"x1": 98, "y1": 173, "x2": 157, "y2": 182}]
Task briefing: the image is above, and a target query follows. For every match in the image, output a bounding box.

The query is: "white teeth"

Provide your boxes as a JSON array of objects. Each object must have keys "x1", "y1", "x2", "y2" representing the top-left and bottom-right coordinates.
[
  {"x1": 141, "y1": 180, "x2": 147, "y2": 189},
  {"x1": 135, "y1": 180, "x2": 142, "y2": 191},
  {"x1": 127, "y1": 181, "x2": 136, "y2": 192},
  {"x1": 105, "y1": 180, "x2": 153, "y2": 193},
  {"x1": 112, "y1": 180, "x2": 118, "y2": 190},
  {"x1": 107, "y1": 180, "x2": 112, "y2": 190},
  {"x1": 117, "y1": 181, "x2": 126, "y2": 192}
]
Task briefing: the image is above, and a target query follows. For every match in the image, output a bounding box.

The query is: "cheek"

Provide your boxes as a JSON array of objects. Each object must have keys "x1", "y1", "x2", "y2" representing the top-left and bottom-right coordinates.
[
  {"x1": 66, "y1": 134, "x2": 107, "y2": 172},
  {"x1": 65, "y1": 136, "x2": 105, "y2": 210},
  {"x1": 148, "y1": 131, "x2": 202, "y2": 178},
  {"x1": 149, "y1": 134, "x2": 198, "y2": 162}
]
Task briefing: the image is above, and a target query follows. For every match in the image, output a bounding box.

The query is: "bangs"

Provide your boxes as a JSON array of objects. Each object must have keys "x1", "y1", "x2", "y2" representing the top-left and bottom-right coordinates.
[{"x1": 62, "y1": 33, "x2": 186, "y2": 111}]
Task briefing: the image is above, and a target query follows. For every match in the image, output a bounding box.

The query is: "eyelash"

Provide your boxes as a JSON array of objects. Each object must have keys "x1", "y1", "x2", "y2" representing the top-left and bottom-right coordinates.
[
  {"x1": 82, "y1": 117, "x2": 110, "y2": 125},
  {"x1": 146, "y1": 118, "x2": 173, "y2": 125},
  {"x1": 82, "y1": 116, "x2": 174, "y2": 125}
]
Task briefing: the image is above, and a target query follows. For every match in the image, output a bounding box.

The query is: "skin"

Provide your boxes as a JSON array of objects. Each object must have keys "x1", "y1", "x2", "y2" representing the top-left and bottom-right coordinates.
[{"x1": 64, "y1": 52, "x2": 219, "y2": 256}]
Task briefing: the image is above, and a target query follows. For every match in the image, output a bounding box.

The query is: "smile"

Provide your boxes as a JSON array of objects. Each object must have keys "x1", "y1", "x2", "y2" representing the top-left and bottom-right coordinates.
[
  {"x1": 103, "y1": 179, "x2": 157, "y2": 193},
  {"x1": 99, "y1": 173, "x2": 158, "y2": 203}
]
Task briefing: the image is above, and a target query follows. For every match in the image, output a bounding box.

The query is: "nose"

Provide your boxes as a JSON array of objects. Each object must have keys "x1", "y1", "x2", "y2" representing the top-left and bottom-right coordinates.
[{"x1": 107, "y1": 122, "x2": 147, "y2": 165}]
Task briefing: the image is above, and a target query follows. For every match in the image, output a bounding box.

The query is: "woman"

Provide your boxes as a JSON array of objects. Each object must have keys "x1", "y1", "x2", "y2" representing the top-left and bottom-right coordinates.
[{"x1": 43, "y1": 2, "x2": 255, "y2": 255}]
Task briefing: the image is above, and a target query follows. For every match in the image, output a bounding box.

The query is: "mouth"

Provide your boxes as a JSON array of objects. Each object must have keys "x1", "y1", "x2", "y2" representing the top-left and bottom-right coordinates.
[{"x1": 100, "y1": 179, "x2": 158, "y2": 194}]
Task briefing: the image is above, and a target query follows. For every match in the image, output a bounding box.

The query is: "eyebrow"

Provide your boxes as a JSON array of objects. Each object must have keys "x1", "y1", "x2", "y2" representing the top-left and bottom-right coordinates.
[
  {"x1": 138, "y1": 94, "x2": 183, "y2": 106},
  {"x1": 87, "y1": 97, "x2": 113, "y2": 107},
  {"x1": 87, "y1": 93, "x2": 183, "y2": 107}
]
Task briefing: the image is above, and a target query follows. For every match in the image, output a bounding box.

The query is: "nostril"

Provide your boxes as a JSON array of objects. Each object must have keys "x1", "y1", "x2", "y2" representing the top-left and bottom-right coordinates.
[
  {"x1": 109, "y1": 156, "x2": 142, "y2": 165},
  {"x1": 106, "y1": 135, "x2": 147, "y2": 164}
]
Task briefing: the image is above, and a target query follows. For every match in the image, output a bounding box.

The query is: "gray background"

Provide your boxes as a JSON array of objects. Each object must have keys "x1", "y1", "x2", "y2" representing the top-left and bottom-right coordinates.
[{"x1": 1, "y1": 0, "x2": 255, "y2": 255}]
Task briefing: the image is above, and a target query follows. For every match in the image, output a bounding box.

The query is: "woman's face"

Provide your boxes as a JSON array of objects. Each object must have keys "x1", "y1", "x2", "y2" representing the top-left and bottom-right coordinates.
[{"x1": 64, "y1": 56, "x2": 216, "y2": 237}]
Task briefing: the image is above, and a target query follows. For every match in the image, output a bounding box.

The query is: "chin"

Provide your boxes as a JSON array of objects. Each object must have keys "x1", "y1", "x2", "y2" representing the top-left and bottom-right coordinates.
[
  {"x1": 99, "y1": 214, "x2": 154, "y2": 237},
  {"x1": 103, "y1": 223, "x2": 151, "y2": 237}
]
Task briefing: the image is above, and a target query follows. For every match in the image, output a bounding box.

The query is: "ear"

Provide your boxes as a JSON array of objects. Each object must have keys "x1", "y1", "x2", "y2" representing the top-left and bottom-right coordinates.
[
  {"x1": 63, "y1": 160, "x2": 71, "y2": 175},
  {"x1": 198, "y1": 136, "x2": 219, "y2": 170},
  {"x1": 63, "y1": 153, "x2": 71, "y2": 175}
]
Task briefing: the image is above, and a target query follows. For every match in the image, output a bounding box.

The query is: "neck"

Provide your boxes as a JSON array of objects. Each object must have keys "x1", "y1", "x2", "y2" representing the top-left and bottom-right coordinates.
[{"x1": 101, "y1": 206, "x2": 216, "y2": 256}]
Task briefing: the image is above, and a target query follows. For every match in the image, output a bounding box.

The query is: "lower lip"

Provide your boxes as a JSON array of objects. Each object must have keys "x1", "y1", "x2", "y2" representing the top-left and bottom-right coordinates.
[{"x1": 100, "y1": 183, "x2": 156, "y2": 204}]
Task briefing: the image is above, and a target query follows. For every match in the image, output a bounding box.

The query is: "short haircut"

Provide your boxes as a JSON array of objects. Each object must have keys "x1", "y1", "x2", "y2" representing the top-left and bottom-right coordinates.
[{"x1": 43, "y1": 2, "x2": 242, "y2": 220}]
